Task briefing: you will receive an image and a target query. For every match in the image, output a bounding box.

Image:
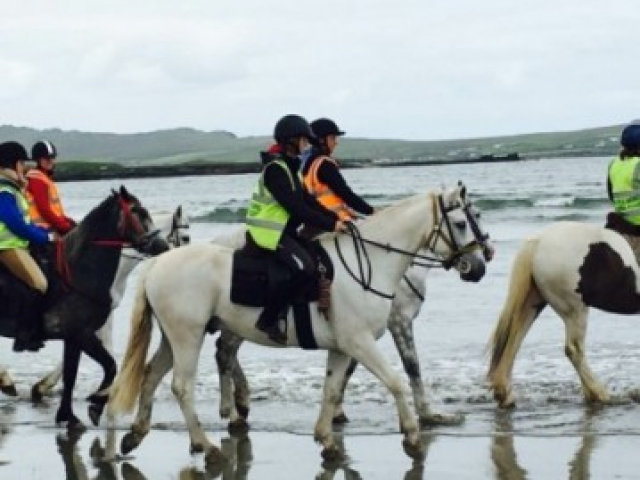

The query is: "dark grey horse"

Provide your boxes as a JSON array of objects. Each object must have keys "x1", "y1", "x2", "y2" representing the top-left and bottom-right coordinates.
[{"x1": 0, "y1": 186, "x2": 169, "y2": 429}]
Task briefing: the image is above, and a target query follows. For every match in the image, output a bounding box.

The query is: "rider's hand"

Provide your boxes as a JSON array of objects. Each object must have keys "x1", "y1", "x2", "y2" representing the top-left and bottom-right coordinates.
[
  {"x1": 48, "y1": 232, "x2": 61, "y2": 242},
  {"x1": 334, "y1": 220, "x2": 348, "y2": 233}
]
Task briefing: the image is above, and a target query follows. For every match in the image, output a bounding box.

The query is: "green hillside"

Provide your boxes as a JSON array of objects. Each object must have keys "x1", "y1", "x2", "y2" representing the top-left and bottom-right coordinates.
[{"x1": 0, "y1": 123, "x2": 623, "y2": 168}]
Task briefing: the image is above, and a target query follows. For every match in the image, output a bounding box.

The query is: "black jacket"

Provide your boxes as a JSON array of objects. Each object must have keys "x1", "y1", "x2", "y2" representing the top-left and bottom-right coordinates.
[{"x1": 261, "y1": 152, "x2": 338, "y2": 237}]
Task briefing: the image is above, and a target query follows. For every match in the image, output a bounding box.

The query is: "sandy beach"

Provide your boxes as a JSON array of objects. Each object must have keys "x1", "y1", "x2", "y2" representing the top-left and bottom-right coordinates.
[{"x1": 1, "y1": 400, "x2": 639, "y2": 480}]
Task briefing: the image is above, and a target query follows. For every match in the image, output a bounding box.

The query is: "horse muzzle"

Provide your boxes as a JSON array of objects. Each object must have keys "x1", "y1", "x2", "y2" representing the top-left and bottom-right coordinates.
[
  {"x1": 135, "y1": 230, "x2": 171, "y2": 256},
  {"x1": 454, "y1": 253, "x2": 485, "y2": 282}
]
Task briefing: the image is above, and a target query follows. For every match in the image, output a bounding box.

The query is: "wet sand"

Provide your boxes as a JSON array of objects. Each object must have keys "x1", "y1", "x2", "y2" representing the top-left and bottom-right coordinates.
[{"x1": 1, "y1": 404, "x2": 639, "y2": 479}]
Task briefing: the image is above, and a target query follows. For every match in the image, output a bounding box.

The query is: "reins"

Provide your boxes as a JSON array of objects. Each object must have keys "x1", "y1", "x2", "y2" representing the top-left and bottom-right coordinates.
[{"x1": 334, "y1": 192, "x2": 487, "y2": 300}]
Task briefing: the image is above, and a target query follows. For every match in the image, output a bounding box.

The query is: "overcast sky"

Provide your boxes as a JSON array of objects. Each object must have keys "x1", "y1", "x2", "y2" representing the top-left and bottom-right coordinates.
[{"x1": 1, "y1": 1, "x2": 638, "y2": 140}]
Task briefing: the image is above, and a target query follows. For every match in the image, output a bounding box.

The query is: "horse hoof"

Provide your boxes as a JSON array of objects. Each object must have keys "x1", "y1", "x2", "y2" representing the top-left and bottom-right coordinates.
[
  {"x1": 332, "y1": 412, "x2": 350, "y2": 425},
  {"x1": 88, "y1": 403, "x2": 104, "y2": 427},
  {"x1": 58, "y1": 417, "x2": 86, "y2": 434},
  {"x1": 1, "y1": 384, "x2": 18, "y2": 397},
  {"x1": 228, "y1": 418, "x2": 249, "y2": 435},
  {"x1": 236, "y1": 404, "x2": 250, "y2": 420},
  {"x1": 30, "y1": 384, "x2": 45, "y2": 403},
  {"x1": 321, "y1": 445, "x2": 344, "y2": 462},
  {"x1": 121, "y1": 432, "x2": 140, "y2": 455},
  {"x1": 419, "y1": 412, "x2": 465, "y2": 429},
  {"x1": 402, "y1": 437, "x2": 424, "y2": 460},
  {"x1": 204, "y1": 446, "x2": 227, "y2": 467}
]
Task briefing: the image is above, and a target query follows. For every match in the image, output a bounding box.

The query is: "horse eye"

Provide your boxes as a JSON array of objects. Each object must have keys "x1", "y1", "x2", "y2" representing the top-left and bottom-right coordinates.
[{"x1": 455, "y1": 220, "x2": 466, "y2": 229}]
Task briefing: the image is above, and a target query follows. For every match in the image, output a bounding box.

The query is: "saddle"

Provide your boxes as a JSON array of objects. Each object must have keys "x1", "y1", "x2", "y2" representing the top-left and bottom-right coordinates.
[
  {"x1": 230, "y1": 240, "x2": 333, "y2": 308},
  {"x1": 230, "y1": 240, "x2": 333, "y2": 349}
]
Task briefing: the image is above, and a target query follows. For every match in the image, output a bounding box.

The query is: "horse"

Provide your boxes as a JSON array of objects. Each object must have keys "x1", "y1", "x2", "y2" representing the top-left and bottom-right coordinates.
[
  {"x1": 487, "y1": 220, "x2": 640, "y2": 408},
  {"x1": 0, "y1": 186, "x2": 169, "y2": 429},
  {"x1": 0, "y1": 205, "x2": 191, "y2": 402},
  {"x1": 108, "y1": 183, "x2": 490, "y2": 465},
  {"x1": 213, "y1": 201, "x2": 492, "y2": 432}
]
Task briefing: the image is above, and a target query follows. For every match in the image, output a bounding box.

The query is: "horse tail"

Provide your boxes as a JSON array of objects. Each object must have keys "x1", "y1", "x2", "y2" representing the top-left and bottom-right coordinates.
[
  {"x1": 108, "y1": 260, "x2": 156, "y2": 415},
  {"x1": 487, "y1": 238, "x2": 545, "y2": 388}
]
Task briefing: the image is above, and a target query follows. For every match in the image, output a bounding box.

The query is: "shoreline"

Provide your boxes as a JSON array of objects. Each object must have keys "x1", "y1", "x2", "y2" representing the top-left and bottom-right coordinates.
[{"x1": 54, "y1": 154, "x2": 530, "y2": 182}]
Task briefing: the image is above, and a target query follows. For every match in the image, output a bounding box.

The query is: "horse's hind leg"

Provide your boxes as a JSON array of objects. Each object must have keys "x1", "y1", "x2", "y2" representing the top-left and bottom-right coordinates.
[
  {"x1": 121, "y1": 334, "x2": 174, "y2": 456},
  {"x1": 560, "y1": 307, "x2": 609, "y2": 403},
  {"x1": 0, "y1": 369, "x2": 17, "y2": 397},
  {"x1": 215, "y1": 329, "x2": 250, "y2": 431},
  {"x1": 332, "y1": 358, "x2": 358, "y2": 425}
]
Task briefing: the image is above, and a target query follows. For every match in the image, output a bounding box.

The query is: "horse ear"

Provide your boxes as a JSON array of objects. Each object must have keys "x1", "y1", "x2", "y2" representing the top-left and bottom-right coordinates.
[
  {"x1": 119, "y1": 185, "x2": 131, "y2": 199},
  {"x1": 176, "y1": 205, "x2": 182, "y2": 217},
  {"x1": 460, "y1": 183, "x2": 467, "y2": 199}
]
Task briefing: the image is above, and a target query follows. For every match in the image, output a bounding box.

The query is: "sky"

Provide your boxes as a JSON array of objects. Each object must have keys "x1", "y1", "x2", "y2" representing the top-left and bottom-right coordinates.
[{"x1": 1, "y1": 0, "x2": 639, "y2": 141}]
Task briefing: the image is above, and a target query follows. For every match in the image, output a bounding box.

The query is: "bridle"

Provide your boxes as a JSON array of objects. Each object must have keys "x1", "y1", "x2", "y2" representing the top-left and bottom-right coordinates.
[
  {"x1": 121, "y1": 211, "x2": 189, "y2": 261},
  {"x1": 55, "y1": 195, "x2": 160, "y2": 302},
  {"x1": 334, "y1": 192, "x2": 489, "y2": 299}
]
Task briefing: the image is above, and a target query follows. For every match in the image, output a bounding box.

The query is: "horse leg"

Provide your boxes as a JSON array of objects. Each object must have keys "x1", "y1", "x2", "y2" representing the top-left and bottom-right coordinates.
[
  {"x1": 215, "y1": 329, "x2": 250, "y2": 432},
  {"x1": 314, "y1": 350, "x2": 356, "y2": 462},
  {"x1": 340, "y1": 335, "x2": 422, "y2": 460},
  {"x1": 170, "y1": 332, "x2": 225, "y2": 466},
  {"x1": 560, "y1": 308, "x2": 609, "y2": 403},
  {"x1": 332, "y1": 358, "x2": 357, "y2": 425},
  {"x1": 388, "y1": 316, "x2": 463, "y2": 428},
  {"x1": 121, "y1": 335, "x2": 174, "y2": 456},
  {"x1": 0, "y1": 369, "x2": 17, "y2": 397},
  {"x1": 31, "y1": 364, "x2": 62, "y2": 403},
  {"x1": 69, "y1": 330, "x2": 117, "y2": 426},
  {"x1": 56, "y1": 340, "x2": 85, "y2": 432}
]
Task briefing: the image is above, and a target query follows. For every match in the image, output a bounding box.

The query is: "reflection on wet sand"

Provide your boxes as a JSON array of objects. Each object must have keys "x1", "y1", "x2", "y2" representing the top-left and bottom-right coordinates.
[
  {"x1": 0, "y1": 403, "x2": 15, "y2": 466},
  {"x1": 491, "y1": 410, "x2": 598, "y2": 480},
  {"x1": 178, "y1": 433, "x2": 252, "y2": 480}
]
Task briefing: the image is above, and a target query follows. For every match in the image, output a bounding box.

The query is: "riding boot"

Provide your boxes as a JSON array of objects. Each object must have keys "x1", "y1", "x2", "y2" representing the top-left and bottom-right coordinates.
[
  {"x1": 13, "y1": 288, "x2": 46, "y2": 353},
  {"x1": 255, "y1": 301, "x2": 287, "y2": 345}
]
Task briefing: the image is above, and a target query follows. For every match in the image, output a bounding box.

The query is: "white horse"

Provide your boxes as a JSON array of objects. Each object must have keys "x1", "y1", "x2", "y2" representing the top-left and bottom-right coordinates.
[
  {"x1": 214, "y1": 208, "x2": 493, "y2": 432},
  {"x1": 0, "y1": 205, "x2": 190, "y2": 400},
  {"x1": 487, "y1": 220, "x2": 640, "y2": 408},
  {"x1": 108, "y1": 184, "x2": 489, "y2": 465}
]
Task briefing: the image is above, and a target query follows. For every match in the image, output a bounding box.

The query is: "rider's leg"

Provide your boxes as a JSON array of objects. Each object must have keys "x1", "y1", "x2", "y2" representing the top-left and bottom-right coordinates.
[{"x1": 0, "y1": 248, "x2": 47, "y2": 352}]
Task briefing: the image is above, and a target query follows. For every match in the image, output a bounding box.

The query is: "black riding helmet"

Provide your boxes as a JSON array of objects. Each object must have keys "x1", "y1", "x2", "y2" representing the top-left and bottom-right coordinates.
[
  {"x1": 274, "y1": 114, "x2": 316, "y2": 144},
  {"x1": 621, "y1": 123, "x2": 640, "y2": 150},
  {"x1": 31, "y1": 140, "x2": 57, "y2": 161},
  {"x1": 310, "y1": 118, "x2": 345, "y2": 138},
  {"x1": 0, "y1": 141, "x2": 29, "y2": 170}
]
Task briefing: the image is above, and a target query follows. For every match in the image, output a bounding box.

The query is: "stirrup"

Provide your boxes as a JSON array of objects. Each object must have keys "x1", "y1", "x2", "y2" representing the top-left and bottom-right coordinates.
[{"x1": 255, "y1": 321, "x2": 287, "y2": 345}]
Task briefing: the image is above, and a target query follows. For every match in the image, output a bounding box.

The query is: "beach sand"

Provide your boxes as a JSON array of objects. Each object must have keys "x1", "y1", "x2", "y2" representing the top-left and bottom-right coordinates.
[{"x1": 1, "y1": 401, "x2": 639, "y2": 480}]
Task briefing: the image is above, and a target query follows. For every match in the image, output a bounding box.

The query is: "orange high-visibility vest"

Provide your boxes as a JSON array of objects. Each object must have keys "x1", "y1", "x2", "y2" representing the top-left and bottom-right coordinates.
[
  {"x1": 26, "y1": 169, "x2": 66, "y2": 229},
  {"x1": 304, "y1": 156, "x2": 354, "y2": 221}
]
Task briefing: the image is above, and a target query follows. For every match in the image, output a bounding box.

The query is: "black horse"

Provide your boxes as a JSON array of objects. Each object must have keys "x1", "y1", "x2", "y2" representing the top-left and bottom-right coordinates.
[{"x1": 0, "y1": 186, "x2": 169, "y2": 429}]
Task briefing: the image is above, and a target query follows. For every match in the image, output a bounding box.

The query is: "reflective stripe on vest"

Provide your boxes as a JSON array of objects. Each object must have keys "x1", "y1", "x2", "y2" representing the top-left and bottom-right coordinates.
[
  {"x1": 0, "y1": 185, "x2": 31, "y2": 249},
  {"x1": 303, "y1": 156, "x2": 353, "y2": 221},
  {"x1": 26, "y1": 169, "x2": 65, "y2": 229},
  {"x1": 609, "y1": 156, "x2": 640, "y2": 225},
  {"x1": 246, "y1": 160, "x2": 296, "y2": 250}
]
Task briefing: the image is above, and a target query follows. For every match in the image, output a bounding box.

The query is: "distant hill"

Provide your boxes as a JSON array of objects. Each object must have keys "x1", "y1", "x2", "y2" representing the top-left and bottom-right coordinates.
[{"x1": 0, "y1": 123, "x2": 623, "y2": 168}]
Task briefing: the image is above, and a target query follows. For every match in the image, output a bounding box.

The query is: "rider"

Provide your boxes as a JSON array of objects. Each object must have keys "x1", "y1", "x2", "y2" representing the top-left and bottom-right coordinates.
[
  {"x1": 0, "y1": 141, "x2": 56, "y2": 352},
  {"x1": 304, "y1": 118, "x2": 374, "y2": 221},
  {"x1": 27, "y1": 140, "x2": 76, "y2": 235},
  {"x1": 607, "y1": 123, "x2": 640, "y2": 228},
  {"x1": 245, "y1": 114, "x2": 347, "y2": 343}
]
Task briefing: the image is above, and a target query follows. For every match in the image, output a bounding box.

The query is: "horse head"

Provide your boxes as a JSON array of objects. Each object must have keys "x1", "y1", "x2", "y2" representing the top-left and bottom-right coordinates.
[
  {"x1": 167, "y1": 205, "x2": 191, "y2": 247},
  {"x1": 427, "y1": 182, "x2": 490, "y2": 282},
  {"x1": 112, "y1": 185, "x2": 170, "y2": 256}
]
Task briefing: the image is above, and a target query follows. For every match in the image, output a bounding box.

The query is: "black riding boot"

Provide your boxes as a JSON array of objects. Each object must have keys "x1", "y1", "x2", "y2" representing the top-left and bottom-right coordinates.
[
  {"x1": 255, "y1": 301, "x2": 287, "y2": 345},
  {"x1": 13, "y1": 288, "x2": 45, "y2": 353}
]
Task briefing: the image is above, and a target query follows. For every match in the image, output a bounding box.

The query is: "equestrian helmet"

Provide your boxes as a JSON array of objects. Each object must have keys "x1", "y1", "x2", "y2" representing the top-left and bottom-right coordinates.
[
  {"x1": 621, "y1": 124, "x2": 640, "y2": 149},
  {"x1": 0, "y1": 141, "x2": 29, "y2": 169},
  {"x1": 274, "y1": 114, "x2": 316, "y2": 144},
  {"x1": 310, "y1": 118, "x2": 345, "y2": 138},
  {"x1": 31, "y1": 140, "x2": 57, "y2": 160}
]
